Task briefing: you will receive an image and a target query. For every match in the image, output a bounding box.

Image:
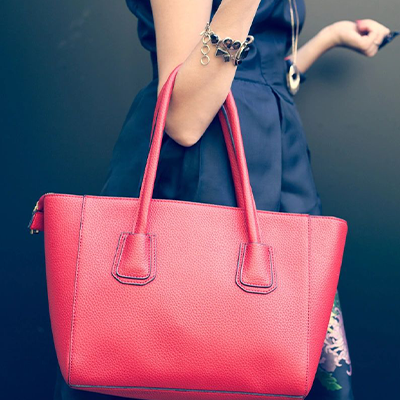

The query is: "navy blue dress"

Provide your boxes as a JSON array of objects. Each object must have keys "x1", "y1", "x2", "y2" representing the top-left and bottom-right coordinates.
[{"x1": 53, "y1": 0, "x2": 354, "y2": 398}]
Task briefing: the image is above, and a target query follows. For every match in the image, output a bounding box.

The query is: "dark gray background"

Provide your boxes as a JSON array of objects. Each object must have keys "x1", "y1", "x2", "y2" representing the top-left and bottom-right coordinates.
[{"x1": 1, "y1": 0, "x2": 399, "y2": 399}]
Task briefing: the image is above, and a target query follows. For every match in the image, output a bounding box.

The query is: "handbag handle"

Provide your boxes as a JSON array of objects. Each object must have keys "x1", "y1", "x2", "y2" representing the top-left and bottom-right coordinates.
[
  {"x1": 119, "y1": 63, "x2": 275, "y2": 294},
  {"x1": 133, "y1": 63, "x2": 261, "y2": 244},
  {"x1": 148, "y1": 68, "x2": 246, "y2": 210}
]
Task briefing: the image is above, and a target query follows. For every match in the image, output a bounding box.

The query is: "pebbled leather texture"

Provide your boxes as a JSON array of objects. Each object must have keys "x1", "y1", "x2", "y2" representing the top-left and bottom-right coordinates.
[{"x1": 29, "y1": 63, "x2": 348, "y2": 399}]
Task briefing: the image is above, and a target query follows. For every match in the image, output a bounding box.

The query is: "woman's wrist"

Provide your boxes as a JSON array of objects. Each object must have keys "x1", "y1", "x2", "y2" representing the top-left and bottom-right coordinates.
[
  {"x1": 316, "y1": 24, "x2": 340, "y2": 52},
  {"x1": 294, "y1": 25, "x2": 338, "y2": 74}
]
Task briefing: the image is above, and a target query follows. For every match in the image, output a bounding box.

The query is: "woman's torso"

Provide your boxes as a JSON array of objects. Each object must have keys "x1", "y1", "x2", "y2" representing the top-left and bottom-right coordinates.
[{"x1": 99, "y1": 0, "x2": 322, "y2": 216}]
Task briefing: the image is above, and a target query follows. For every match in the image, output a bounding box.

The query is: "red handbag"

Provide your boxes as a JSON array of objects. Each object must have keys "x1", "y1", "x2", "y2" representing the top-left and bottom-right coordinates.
[{"x1": 28, "y1": 63, "x2": 347, "y2": 400}]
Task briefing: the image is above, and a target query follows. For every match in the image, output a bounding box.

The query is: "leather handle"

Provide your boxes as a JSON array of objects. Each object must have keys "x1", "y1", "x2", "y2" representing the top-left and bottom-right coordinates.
[
  {"x1": 132, "y1": 63, "x2": 262, "y2": 244},
  {"x1": 148, "y1": 69, "x2": 245, "y2": 209}
]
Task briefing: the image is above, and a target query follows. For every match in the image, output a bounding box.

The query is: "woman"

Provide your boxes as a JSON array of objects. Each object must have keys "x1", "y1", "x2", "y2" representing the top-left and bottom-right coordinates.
[{"x1": 54, "y1": 0, "x2": 391, "y2": 399}]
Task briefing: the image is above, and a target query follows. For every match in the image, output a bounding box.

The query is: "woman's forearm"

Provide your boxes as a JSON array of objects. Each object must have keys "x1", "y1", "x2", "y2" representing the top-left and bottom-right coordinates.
[
  {"x1": 288, "y1": 25, "x2": 338, "y2": 74},
  {"x1": 160, "y1": 0, "x2": 262, "y2": 147}
]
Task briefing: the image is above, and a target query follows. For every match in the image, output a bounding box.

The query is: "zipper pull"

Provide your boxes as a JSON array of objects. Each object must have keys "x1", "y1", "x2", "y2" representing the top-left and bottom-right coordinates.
[{"x1": 29, "y1": 200, "x2": 40, "y2": 234}]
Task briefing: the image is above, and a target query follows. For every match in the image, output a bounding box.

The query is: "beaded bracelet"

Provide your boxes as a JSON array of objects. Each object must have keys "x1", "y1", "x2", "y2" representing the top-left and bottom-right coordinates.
[{"x1": 199, "y1": 22, "x2": 254, "y2": 66}]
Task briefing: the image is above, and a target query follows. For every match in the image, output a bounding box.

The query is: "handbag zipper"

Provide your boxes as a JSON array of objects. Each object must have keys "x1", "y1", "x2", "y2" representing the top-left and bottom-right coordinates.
[{"x1": 29, "y1": 192, "x2": 54, "y2": 234}]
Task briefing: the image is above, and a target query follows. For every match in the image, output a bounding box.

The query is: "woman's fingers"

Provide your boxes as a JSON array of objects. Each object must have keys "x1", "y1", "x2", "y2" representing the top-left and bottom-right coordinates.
[
  {"x1": 364, "y1": 41, "x2": 379, "y2": 57},
  {"x1": 355, "y1": 19, "x2": 391, "y2": 57},
  {"x1": 355, "y1": 19, "x2": 373, "y2": 34},
  {"x1": 358, "y1": 30, "x2": 379, "y2": 56},
  {"x1": 356, "y1": 19, "x2": 391, "y2": 37}
]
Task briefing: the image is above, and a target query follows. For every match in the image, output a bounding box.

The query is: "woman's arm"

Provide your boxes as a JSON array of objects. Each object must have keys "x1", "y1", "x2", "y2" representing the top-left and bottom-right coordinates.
[
  {"x1": 287, "y1": 19, "x2": 391, "y2": 75},
  {"x1": 150, "y1": 0, "x2": 262, "y2": 147}
]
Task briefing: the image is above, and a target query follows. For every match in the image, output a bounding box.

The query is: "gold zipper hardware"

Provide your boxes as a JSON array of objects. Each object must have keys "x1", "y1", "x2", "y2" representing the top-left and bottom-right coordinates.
[
  {"x1": 29, "y1": 193, "x2": 54, "y2": 234},
  {"x1": 30, "y1": 200, "x2": 40, "y2": 234},
  {"x1": 32, "y1": 201, "x2": 39, "y2": 213}
]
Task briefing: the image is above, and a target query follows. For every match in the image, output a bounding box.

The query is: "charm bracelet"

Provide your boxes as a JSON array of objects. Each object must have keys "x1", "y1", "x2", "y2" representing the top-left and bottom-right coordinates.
[{"x1": 199, "y1": 22, "x2": 254, "y2": 66}]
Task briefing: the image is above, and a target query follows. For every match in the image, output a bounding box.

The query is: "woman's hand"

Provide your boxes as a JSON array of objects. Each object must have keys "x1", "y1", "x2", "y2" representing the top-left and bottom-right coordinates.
[
  {"x1": 294, "y1": 19, "x2": 391, "y2": 75},
  {"x1": 327, "y1": 19, "x2": 391, "y2": 57}
]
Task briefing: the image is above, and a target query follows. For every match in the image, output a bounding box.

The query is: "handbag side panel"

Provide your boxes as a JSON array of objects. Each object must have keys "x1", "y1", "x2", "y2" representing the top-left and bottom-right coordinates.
[
  {"x1": 44, "y1": 194, "x2": 85, "y2": 384},
  {"x1": 305, "y1": 216, "x2": 348, "y2": 394}
]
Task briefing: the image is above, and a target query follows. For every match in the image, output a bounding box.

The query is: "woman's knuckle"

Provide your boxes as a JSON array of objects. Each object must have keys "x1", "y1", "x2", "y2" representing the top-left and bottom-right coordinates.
[{"x1": 362, "y1": 42, "x2": 371, "y2": 51}]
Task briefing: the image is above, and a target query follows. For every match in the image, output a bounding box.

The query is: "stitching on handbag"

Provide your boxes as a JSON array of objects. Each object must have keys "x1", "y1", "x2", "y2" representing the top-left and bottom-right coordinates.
[
  {"x1": 117, "y1": 234, "x2": 151, "y2": 278},
  {"x1": 70, "y1": 384, "x2": 303, "y2": 398},
  {"x1": 235, "y1": 243, "x2": 277, "y2": 294},
  {"x1": 111, "y1": 232, "x2": 125, "y2": 279},
  {"x1": 240, "y1": 243, "x2": 274, "y2": 287},
  {"x1": 236, "y1": 243, "x2": 277, "y2": 293},
  {"x1": 304, "y1": 216, "x2": 311, "y2": 397},
  {"x1": 112, "y1": 234, "x2": 157, "y2": 285},
  {"x1": 112, "y1": 233, "x2": 147, "y2": 280},
  {"x1": 41, "y1": 194, "x2": 347, "y2": 225},
  {"x1": 236, "y1": 243, "x2": 268, "y2": 294},
  {"x1": 68, "y1": 195, "x2": 86, "y2": 385},
  {"x1": 116, "y1": 232, "x2": 153, "y2": 279},
  {"x1": 115, "y1": 233, "x2": 152, "y2": 279},
  {"x1": 115, "y1": 234, "x2": 128, "y2": 275},
  {"x1": 239, "y1": 243, "x2": 274, "y2": 288}
]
